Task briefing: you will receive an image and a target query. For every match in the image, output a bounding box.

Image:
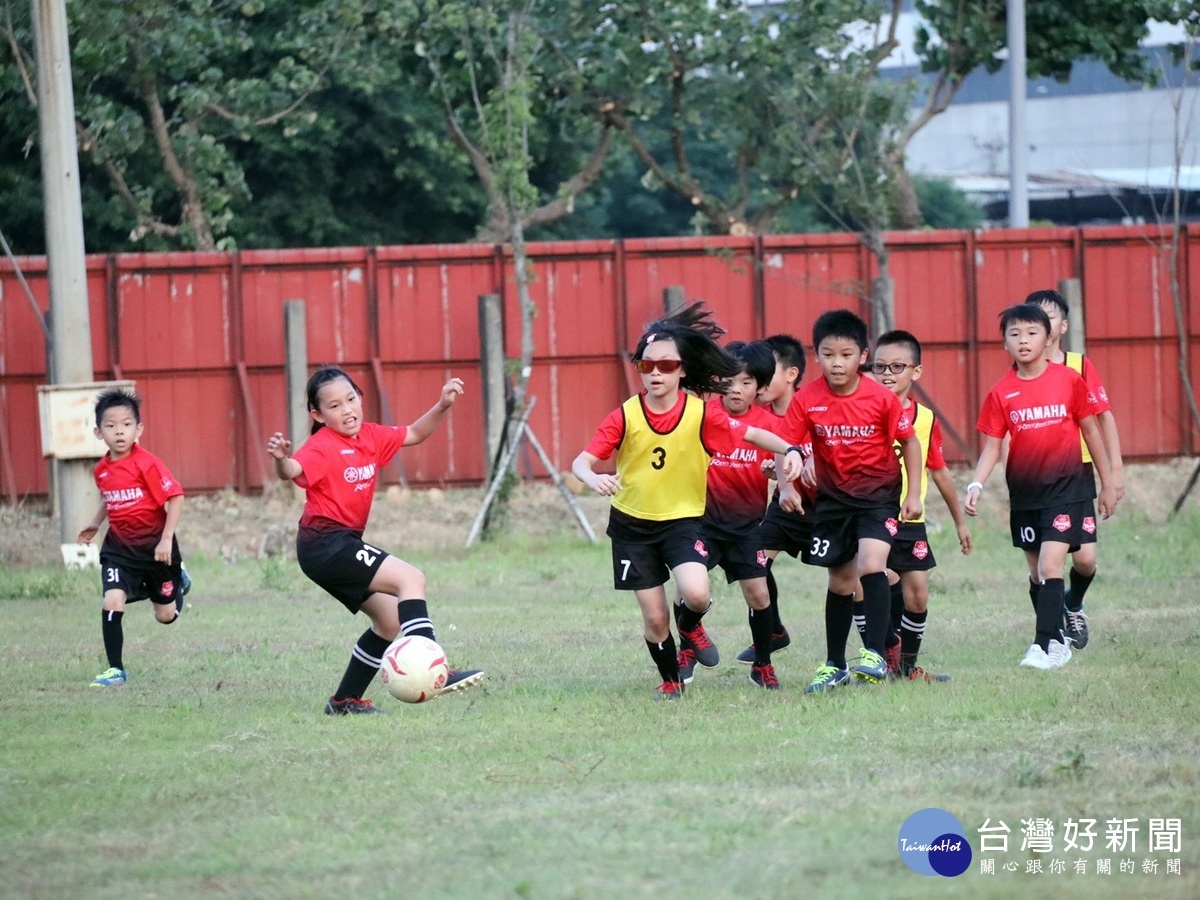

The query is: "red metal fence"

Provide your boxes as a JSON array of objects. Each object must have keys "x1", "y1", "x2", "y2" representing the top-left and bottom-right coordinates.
[{"x1": 2, "y1": 225, "x2": 1197, "y2": 499}]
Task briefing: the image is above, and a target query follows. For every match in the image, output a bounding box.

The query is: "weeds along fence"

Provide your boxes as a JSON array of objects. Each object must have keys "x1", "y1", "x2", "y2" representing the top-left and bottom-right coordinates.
[{"x1": 2, "y1": 225, "x2": 1198, "y2": 499}]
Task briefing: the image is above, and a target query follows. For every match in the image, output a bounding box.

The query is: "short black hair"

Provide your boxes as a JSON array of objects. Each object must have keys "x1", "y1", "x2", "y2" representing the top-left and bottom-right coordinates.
[
  {"x1": 1025, "y1": 289, "x2": 1069, "y2": 318},
  {"x1": 763, "y1": 333, "x2": 806, "y2": 386},
  {"x1": 725, "y1": 340, "x2": 777, "y2": 390},
  {"x1": 812, "y1": 309, "x2": 868, "y2": 353},
  {"x1": 94, "y1": 389, "x2": 140, "y2": 428},
  {"x1": 999, "y1": 303, "x2": 1051, "y2": 335},
  {"x1": 874, "y1": 329, "x2": 922, "y2": 365}
]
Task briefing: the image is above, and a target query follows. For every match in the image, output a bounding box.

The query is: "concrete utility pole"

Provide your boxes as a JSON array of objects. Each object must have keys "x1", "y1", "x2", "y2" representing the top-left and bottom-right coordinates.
[
  {"x1": 1007, "y1": 0, "x2": 1030, "y2": 227},
  {"x1": 34, "y1": 0, "x2": 96, "y2": 543}
]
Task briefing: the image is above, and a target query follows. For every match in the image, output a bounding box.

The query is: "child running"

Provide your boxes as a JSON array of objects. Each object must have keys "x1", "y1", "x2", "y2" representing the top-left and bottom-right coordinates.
[
  {"x1": 777, "y1": 310, "x2": 923, "y2": 693},
  {"x1": 683, "y1": 340, "x2": 786, "y2": 690},
  {"x1": 869, "y1": 330, "x2": 972, "y2": 682},
  {"x1": 1026, "y1": 289, "x2": 1124, "y2": 649},
  {"x1": 571, "y1": 304, "x2": 803, "y2": 700},
  {"x1": 267, "y1": 366, "x2": 483, "y2": 714},
  {"x1": 738, "y1": 333, "x2": 810, "y2": 665},
  {"x1": 78, "y1": 389, "x2": 189, "y2": 687},
  {"x1": 965, "y1": 304, "x2": 1116, "y2": 670}
]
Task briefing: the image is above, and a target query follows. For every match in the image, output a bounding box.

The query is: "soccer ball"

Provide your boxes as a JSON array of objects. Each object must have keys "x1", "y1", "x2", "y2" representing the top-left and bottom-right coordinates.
[{"x1": 379, "y1": 636, "x2": 450, "y2": 703}]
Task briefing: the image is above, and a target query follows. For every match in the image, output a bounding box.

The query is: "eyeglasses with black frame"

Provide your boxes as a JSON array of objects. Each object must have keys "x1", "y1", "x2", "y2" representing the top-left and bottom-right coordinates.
[
  {"x1": 868, "y1": 362, "x2": 915, "y2": 375},
  {"x1": 634, "y1": 358, "x2": 683, "y2": 374}
]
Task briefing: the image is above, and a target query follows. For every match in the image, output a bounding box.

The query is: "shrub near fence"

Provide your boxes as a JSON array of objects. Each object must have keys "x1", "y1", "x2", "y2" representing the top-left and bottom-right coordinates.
[{"x1": 2, "y1": 225, "x2": 1198, "y2": 499}]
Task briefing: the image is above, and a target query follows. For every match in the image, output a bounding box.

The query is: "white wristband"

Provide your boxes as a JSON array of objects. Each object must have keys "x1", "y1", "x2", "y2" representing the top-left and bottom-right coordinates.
[{"x1": 966, "y1": 481, "x2": 984, "y2": 493}]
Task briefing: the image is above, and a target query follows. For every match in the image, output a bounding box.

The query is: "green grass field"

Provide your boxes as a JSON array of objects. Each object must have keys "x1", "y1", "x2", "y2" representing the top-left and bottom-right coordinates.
[{"x1": 2, "y1": 507, "x2": 1198, "y2": 898}]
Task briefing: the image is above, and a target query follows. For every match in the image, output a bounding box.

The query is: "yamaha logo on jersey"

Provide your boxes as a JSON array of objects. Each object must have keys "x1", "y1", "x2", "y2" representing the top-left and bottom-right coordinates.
[
  {"x1": 1083, "y1": 516, "x2": 1096, "y2": 534},
  {"x1": 885, "y1": 518, "x2": 898, "y2": 536},
  {"x1": 912, "y1": 541, "x2": 929, "y2": 560},
  {"x1": 694, "y1": 540, "x2": 709, "y2": 558},
  {"x1": 1053, "y1": 514, "x2": 1072, "y2": 532},
  {"x1": 161, "y1": 477, "x2": 174, "y2": 491},
  {"x1": 757, "y1": 550, "x2": 768, "y2": 567},
  {"x1": 343, "y1": 463, "x2": 376, "y2": 484},
  {"x1": 159, "y1": 580, "x2": 175, "y2": 598}
]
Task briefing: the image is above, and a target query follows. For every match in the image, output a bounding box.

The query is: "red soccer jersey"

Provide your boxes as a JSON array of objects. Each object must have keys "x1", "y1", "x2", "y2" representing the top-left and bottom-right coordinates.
[
  {"x1": 704, "y1": 400, "x2": 777, "y2": 535},
  {"x1": 93, "y1": 443, "x2": 184, "y2": 554},
  {"x1": 977, "y1": 364, "x2": 1101, "y2": 510},
  {"x1": 780, "y1": 374, "x2": 914, "y2": 511},
  {"x1": 293, "y1": 422, "x2": 408, "y2": 532},
  {"x1": 584, "y1": 391, "x2": 749, "y2": 461},
  {"x1": 926, "y1": 416, "x2": 947, "y2": 470}
]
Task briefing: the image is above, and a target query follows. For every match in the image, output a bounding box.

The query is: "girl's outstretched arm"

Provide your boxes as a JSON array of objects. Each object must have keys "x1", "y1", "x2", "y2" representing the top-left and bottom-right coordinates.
[{"x1": 404, "y1": 378, "x2": 465, "y2": 446}]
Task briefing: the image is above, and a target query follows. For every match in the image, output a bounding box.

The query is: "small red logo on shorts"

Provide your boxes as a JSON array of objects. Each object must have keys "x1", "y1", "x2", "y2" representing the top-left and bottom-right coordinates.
[
  {"x1": 756, "y1": 550, "x2": 768, "y2": 567},
  {"x1": 912, "y1": 541, "x2": 929, "y2": 560},
  {"x1": 1083, "y1": 516, "x2": 1096, "y2": 534},
  {"x1": 1053, "y1": 514, "x2": 1071, "y2": 532},
  {"x1": 160, "y1": 581, "x2": 175, "y2": 598},
  {"x1": 885, "y1": 518, "x2": 898, "y2": 536},
  {"x1": 694, "y1": 540, "x2": 709, "y2": 558}
]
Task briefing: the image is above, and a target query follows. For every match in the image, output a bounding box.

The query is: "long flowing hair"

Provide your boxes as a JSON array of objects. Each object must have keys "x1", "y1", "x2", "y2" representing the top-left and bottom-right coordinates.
[
  {"x1": 632, "y1": 302, "x2": 739, "y2": 395},
  {"x1": 306, "y1": 365, "x2": 365, "y2": 434}
]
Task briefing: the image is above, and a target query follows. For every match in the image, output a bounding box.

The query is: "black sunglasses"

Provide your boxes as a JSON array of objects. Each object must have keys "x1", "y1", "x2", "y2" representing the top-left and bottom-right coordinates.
[{"x1": 868, "y1": 362, "x2": 915, "y2": 375}]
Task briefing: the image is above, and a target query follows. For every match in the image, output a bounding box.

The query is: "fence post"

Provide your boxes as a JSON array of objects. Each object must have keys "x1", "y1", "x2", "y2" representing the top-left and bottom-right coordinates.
[
  {"x1": 1058, "y1": 278, "x2": 1085, "y2": 354},
  {"x1": 663, "y1": 285, "x2": 686, "y2": 314},
  {"x1": 284, "y1": 300, "x2": 308, "y2": 455},
  {"x1": 478, "y1": 293, "x2": 506, "y2": 476}
]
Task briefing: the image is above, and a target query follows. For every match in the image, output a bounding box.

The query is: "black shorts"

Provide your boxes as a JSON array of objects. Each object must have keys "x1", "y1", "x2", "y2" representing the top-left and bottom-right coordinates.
[
  {"x1": 297, "y1": 527, "x2": 390, "y2": 612},
  {"x1": 807, "y1": 505, "x2": 900, "y2": 569},
  {"x1": 1010, "y1": 501, "x2": 1098, "y2": 553},
  {"x1": 607, "y1": 515, "x2": 708, "y2": 591},
  {"x1": 758, "y1": 497, "x2": 815, "y2": 560},
  {"x1": 99, "y1": 538, "x2": 183, "y2": 606},
  {"x1": 887, "y1": 522, "x2": 937, "y2": 573},
  {"x1": 697, "y1": 525, "x2": 770, "y2": 584}
]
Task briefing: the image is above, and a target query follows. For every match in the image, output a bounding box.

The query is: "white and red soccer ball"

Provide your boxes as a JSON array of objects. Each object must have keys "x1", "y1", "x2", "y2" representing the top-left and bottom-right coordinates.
[{"x1": 379, "y1": 636, "x2": 450, "y2": 703}]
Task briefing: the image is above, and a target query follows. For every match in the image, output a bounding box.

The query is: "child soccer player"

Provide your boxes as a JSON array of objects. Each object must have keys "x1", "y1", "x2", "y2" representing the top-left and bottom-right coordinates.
[
  {"x1": 77, "y1": 389, "x2": 189, "y2": 687},
  {"x1": 267, "y1": 366, "x2": 483, "y2": 714},
  {"x1": 1026, "y1": 289, "x2": 1125, "y2": 649},
  {"x1": 682, "y1": 340, "x2": 785, "y2": 690},
  {"x1": 737, "y1": 334, "x2": 809, "y2": 665},
  {"x1": 869, "y1": 330, "x2": 973, "y2": 682},
  {"x1": 777, "y1": 310, "x2": 923, "y2": 692},
  {"x1": 964, "y1": 304, "x2": 1116, "y2": 670},
  {"x1": 572, "y1": 304, "x2": 803, "y2": 700}
]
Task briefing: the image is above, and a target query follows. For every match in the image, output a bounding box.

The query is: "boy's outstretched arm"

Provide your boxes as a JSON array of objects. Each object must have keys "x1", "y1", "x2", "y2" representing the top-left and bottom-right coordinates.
[
  {"x1": 77, "y1": 502, "x2": 108, "y2": 544},
  {"x1": 156, "y1": 495, "x2": 183, "y2": 564},
  {"x1": 404, "y1": 377, "x2": 465, "y2": 446},
  {"x1": 1081, "y1": 415, "x2": 1117, "y2": 519},
  {"x1": 898, "y1": 434, "x2": 924, "y2": 521},
  {"x1": 929, "y1": 466, "x2": 972, "y2": 555},
  {"x1": 964, "y1": 435, "x2": 1002, "y2": 517},
  {"x1": 1098, "y1": 410, "x2": 1125, "y2": 502}
]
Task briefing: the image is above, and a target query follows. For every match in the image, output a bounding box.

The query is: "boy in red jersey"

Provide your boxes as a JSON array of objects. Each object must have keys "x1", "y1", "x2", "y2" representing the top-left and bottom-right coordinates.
[
  {"x1": 869, "y1": 330, "x2": 972, "y2": 683},
  {"x1": 965, "y1": 304, "x2": 1116, "y2": 670},
  {"x1": 1026, "y1": 289, "x2": 1125, "y2": 650},
  {"x1": 77, "y1": 390, "x2": 188, "y2": 687},
  {"x1": 682, "y1": 340, "x2": 788, "y2": 690},
  {"x1": 778, "y1": 310, "x2": 923, "y2": 692},
  {"x1": 737, "y1": 333, "x2": 810, "y2": 665}
]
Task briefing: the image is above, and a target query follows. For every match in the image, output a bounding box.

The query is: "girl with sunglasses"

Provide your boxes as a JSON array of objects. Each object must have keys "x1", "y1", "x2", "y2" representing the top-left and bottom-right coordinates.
[{"x1": 572, "y1": 304, "x2": 804, "y2": 700}]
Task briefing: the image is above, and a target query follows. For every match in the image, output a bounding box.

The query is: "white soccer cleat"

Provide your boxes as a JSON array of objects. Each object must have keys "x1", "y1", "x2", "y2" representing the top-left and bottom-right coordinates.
[
  {"x1": 1047, "y1": 639, "x2": 1073, "y2": 669},
  {"x1": 1019, "y1": 643, "x2": 1053, "y2": 670}
]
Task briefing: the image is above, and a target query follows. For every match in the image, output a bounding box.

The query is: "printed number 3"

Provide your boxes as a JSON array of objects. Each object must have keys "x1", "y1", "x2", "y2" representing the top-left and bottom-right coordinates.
[
  {"x1": 651, "y1": 447, "x2": 666, "y2": 470},
  {"x1": 356, "y1": 543, "x2": 383, "y2": 566},
  {"x1": 810, "y1": 537, "x2": 830, "y2": 559}
]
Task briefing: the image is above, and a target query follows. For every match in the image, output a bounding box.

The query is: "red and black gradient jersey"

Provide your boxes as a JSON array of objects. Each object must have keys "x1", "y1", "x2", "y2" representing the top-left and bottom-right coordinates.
[
  {"x1": 977, "y1": 364, "x2": 1101, "y2": 510},
  {"x1": 704, "y1": 400, "x2": 777, "y2": 536},
  {"x1": 293, "y1": 422, "x2": 408, "y2": 532},
  {"x1": 780, "y1": 375, "x2": 914, "y2": 512},
  {"x1": 93, "y1": 443, "x2": 184, "y2": 554},
  {"x1": 766, "y1": 403, "x2": 816, "y2": 506}
]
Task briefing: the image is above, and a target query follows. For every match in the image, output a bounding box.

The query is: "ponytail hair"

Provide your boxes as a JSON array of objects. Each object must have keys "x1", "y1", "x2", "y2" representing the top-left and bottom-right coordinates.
[
  {"x1": 306, "y1": 366, "x2": 364, "y2": 434},
  {"x1": 632, "y1": 302, "x2": 739, "y2": 395}
]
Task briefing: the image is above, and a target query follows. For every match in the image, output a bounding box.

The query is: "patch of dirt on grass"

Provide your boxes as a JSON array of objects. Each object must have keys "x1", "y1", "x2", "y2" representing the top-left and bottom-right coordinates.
[{"x1": 1, "y1": 461, "x2": 1195, "y2": 569}]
